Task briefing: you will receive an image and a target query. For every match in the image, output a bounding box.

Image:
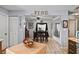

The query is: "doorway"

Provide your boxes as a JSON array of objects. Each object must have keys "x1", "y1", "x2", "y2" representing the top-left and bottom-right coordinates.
[
  {"x1": 0, "y1": 14, "x2": 8, "y2": 48},
  {"x1": 9, "y1": 17, "x2": 19, "y2": 47}
]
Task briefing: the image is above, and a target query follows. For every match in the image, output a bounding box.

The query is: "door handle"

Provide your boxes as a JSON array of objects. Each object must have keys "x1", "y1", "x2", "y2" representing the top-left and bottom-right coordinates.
[{"x1": 4, "y1": 33, "x2": 7, "y2": 35}]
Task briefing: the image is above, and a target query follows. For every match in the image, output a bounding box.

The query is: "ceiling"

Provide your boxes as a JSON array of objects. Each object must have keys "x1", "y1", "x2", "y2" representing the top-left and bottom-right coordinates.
[{"x1": 0, "y1": 5, "x2": 78, "y2": 11}]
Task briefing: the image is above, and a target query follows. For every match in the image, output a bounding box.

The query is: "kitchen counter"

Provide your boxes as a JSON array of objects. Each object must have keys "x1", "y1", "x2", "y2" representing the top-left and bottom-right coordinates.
[
  {"x1": 68, "y1": 37, "x2": 79, "y2": 54},
  {"x1": 68, "y1": 37, "x2": 79, "y2": 43},
  {"x1": 6, "y1": 42, "x2": 47, "y2": 54}
]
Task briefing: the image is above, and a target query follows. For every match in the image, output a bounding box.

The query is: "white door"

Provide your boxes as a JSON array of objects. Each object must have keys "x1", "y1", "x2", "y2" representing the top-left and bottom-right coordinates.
[
  {"x1": 9, "y1": 17, "x2": 19, "y2": 47},
  {"x1": 68, "y1": 20, "x2": 76, "y2": 37},
  {"x1": 0, "y1": 14, "x2": 8, "y2": 48}
]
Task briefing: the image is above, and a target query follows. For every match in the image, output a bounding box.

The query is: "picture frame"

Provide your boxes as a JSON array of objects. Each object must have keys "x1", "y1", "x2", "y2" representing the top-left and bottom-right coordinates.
[
  {"x1": 28, "y1": 22, "x2": 34, "y2": 29},
  {"x1": 63, "y1": 20, "x2": 68, "y2": 28}
]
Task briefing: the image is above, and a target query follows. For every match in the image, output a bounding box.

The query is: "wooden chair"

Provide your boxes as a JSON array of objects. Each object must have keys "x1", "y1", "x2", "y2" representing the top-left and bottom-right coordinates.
[{"x1": 33, "y1": 23, "x2": 49, "y2": 42}]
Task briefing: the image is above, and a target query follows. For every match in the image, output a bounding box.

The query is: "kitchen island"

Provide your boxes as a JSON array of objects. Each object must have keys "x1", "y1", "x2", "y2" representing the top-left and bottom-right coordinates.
[{"x1": 6, "y1": 42, "x2": 47, "y2": 54}]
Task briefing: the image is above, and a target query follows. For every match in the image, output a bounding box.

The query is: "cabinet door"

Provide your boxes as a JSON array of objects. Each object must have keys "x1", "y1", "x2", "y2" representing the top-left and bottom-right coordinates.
[
  {"x1": 68, "y1": 40, "x2": 76, "y2": 54},
  {"x1": 68, "y1": 20, "x2": 76, "y2": 37}
]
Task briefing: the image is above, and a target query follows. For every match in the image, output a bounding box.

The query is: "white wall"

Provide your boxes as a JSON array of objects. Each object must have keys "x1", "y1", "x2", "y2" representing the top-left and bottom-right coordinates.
[
  {"x1": 60, "y1": 14, "x2": 68, "y2": 48},
  {"x1": 19, "y1": 16, "x2": 25, "y2": 42},
  {"x1": 49, "y1": 10, "x2": 68, "y2": 48},
  {"x1": 52, "y1": 16, "x2": 61, "y2": 44}
]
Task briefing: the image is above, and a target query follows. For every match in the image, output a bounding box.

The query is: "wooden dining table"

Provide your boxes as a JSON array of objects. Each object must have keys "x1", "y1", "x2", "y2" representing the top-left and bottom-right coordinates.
[{"x1": 6, "y1": 42, "x2": 47, "y2": 54}]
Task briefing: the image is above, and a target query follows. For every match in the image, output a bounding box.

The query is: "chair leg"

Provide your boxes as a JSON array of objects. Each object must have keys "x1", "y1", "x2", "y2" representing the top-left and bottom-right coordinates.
[
  {"x1": 33, "y1": 38, "x2": 34, "y2": 41},
  {"x1": 45, "y1": 37, "x2": 48, "y2": 42},
  {"x1": 36, "y1": 37, "x2": 38, "y2": 42},
  {"x1": 40, "y1": 37, "x2": 42, "y2": 43}
]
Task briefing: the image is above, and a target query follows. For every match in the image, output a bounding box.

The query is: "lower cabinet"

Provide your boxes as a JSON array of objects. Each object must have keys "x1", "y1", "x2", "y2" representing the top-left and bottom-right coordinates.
[
  {"x1": 0, "y1": 40, "x2": 6, "y2": 54},
  {"x1": 68, "y1": 40, "x2": 77, "y2": 54}
]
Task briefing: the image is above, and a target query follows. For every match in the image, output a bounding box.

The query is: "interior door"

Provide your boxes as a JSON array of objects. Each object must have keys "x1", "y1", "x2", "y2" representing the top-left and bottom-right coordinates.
[
  {"x1": 68, "y1": 19, "x2": 76, "y2": 37},
  {"x1": 0, "y1": 14, "x2": 8, "y2": 49},
  {"x1": 9, "y1": 17, "x2": 19, "y2": 47}
]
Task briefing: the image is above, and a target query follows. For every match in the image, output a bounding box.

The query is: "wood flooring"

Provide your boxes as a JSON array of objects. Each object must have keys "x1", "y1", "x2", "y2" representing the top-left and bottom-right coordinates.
[{"x1": 44, "y1": 37, "x2": 68, "y2": 54}]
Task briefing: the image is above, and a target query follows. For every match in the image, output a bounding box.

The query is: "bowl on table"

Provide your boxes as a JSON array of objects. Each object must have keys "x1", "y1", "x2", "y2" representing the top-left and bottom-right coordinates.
[{"x1": 23, "y1": 40, "x2": 34, "y2": 48}]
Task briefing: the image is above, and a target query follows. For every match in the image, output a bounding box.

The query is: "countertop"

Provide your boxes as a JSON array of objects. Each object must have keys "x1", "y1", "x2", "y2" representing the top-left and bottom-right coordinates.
[
  {"x1": 0, "y1": 39, "x2": 3, "y2": 41},
  {"x1": 6, "y1": 42, "x2": 47, "y2": 54},
  {"x1": 68, "y1": 37, "x2": 79, "y2": 43}
]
